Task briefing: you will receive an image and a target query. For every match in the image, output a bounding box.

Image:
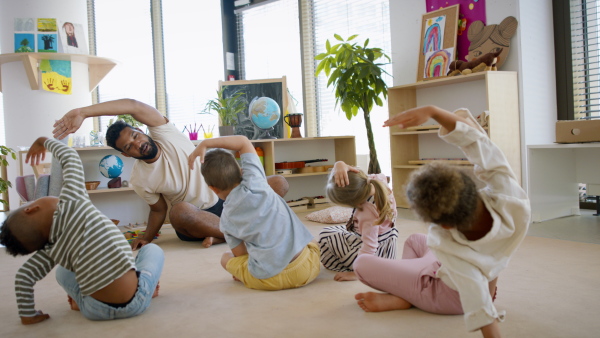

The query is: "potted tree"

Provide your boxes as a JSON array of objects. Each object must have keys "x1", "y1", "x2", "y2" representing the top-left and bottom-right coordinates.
[
  {"x1": 315, "y1": 34, "x2": 391, "y2": 174},
  {"x1": 203, "y1": 86, "x2": 246, "y2": 136},
  {"x1": 0, "y1": 145, "x2": 17, "y2": 209}
]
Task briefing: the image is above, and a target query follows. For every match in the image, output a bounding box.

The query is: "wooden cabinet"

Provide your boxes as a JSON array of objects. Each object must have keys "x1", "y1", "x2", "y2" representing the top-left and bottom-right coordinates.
[
  {"x1": 249, "y1": 136, "x2": 356, "y2": 202},
  {"x1": 388, "y1": 71, "x2": 521, "y2": 208}
]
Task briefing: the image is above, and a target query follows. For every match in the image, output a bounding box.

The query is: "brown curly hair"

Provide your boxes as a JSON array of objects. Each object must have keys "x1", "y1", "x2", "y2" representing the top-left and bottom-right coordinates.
[
  {"x1": 326, "y1": 170, "x2": 394, "y2": 226},
  {"x1": 405, "y1": 162, "x2": 478, "y2": 231}
]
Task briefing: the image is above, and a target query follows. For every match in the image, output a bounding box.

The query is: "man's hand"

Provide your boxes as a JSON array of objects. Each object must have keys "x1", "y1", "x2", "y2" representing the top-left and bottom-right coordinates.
[
  {"x1": 188, "y1": 142, "x2": 208, "y2": 170},
  {"x1": 130, "y1": 238, "x2": 150, "y2": 251},
  {"x1": 53, "y1": 108, "x2": 85, "y2": 140},
  {"x1": 21, "y1": 310, "x2": 50, "y2": 325},
  {"x1": 25, "y1": 137, "x2": 49, "y2": 166},
  {"x1": 332, "y1": 161, "x2": 360, "y2": 187}
]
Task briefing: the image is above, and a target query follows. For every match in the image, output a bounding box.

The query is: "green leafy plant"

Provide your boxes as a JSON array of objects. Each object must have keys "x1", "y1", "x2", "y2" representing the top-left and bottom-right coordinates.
[
  {"x1": 315, "y1": 34, "x2": 391, "y2": 174},
  {"x1": 0, "y1": 145, "x2": 17, "y2": 207},
  {"x1": 202, "y1": 87, "x2": 246, "y2": 126},
  {"x1": 108, "y1": 114, "x2": 144, "y2": 128}
]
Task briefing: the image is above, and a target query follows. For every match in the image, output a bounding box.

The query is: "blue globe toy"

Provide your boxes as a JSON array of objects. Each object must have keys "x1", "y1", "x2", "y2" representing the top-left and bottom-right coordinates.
[
  {"x1": 249, "y1": 96, "x2": 281, "y2": 139},
  {"x1": 99, "y1": 154, "x2": 124, "y2": 179}
]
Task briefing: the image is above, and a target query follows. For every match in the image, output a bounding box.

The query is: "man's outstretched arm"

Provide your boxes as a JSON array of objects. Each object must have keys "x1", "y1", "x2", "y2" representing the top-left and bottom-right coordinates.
[{"x1": 53, "y1": 99, "x2": 167, "y2": 140}]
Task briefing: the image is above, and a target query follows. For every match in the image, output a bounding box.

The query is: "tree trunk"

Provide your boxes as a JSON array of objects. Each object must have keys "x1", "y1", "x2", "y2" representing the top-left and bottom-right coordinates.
[{"x1": 363, "y1": 110, "x2": 381, "y2": 174}]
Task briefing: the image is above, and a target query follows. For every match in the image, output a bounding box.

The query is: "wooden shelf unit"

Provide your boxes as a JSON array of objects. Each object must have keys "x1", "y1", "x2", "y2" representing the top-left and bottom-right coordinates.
[
  {"x1": 0, "y1": 53, "x2": 117, "y2": 92},
  {"x1": 388, "y1": 71, "x2": 521, "y2": 208}
]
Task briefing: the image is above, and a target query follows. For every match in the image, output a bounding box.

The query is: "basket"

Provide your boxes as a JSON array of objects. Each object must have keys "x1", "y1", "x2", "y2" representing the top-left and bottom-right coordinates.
[{"x1": 85, "y1": 181, "x2": 100, "y2": 190}]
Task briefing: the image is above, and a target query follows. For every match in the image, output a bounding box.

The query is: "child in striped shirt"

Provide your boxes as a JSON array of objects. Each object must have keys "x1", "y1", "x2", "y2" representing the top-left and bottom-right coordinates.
[
  {"x1": 0, "y1": 137, "x2": 164, "y2": 325},
  {"x1": 318, "y1": 161, "x2": 398, "y2": 281}
]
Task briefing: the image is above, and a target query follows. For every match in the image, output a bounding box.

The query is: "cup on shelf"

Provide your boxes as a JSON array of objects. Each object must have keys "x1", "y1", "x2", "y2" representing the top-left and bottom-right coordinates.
[
  {"x1": 203, "y1": 132, "x2": 213, "y2": 139},
  {"x1": 189, "y1": 132, "x2": 198, "y2": 140}
]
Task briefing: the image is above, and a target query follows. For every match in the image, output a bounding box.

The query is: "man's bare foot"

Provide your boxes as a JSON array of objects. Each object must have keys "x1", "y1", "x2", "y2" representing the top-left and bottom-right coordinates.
[
  {"x1": 153, "y1": 282, "x2": 160, "y2": 298},
  {"x1": 67, "y1": 296, "x2": 80, "y2": 311},
  {"x1": 354, "y1": 292, "x2": 412, "y2": 312},
  {"x1": 334, "y1": 271, "x2": 357, "y2": 282},
  {"x1": 202, "y1": 237, "x2": 226, "y2": 248}
]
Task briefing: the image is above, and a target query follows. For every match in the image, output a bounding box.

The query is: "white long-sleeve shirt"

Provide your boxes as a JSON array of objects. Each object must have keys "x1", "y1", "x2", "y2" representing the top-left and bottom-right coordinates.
[{"x1": 427, "y1": 108, "x2": 531, "y2": 332}]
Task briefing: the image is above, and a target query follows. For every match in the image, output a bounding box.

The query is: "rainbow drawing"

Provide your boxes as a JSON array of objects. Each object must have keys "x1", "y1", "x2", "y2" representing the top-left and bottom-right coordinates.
[
  {"x1": 424, "y1": 48, "x2": 453, "y2": 79},
  {"x1": 423, "y1": 23, "x2": 442, "y2": 54}
]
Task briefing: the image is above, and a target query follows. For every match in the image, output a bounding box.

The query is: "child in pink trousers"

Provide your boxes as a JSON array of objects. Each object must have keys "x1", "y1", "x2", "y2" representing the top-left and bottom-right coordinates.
[{"x1": 354, "y1": 106, "x2": 530, "y2": 338}]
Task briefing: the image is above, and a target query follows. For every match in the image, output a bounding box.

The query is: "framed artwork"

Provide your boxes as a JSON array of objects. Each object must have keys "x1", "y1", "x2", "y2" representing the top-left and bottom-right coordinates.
[
  {"x1": 219, "y1": 77, "x2": 288, "y2": 139},
  {"x1": 417, "y1": 5, "x2": 459, "y2": 81}
]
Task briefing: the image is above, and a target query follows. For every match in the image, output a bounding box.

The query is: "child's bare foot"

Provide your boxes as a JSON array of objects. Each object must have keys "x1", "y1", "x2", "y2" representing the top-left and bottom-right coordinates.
[
  {"x1": 202, "y1": 237, "x2": 226, "y2": 248},
  {"x1": 354, "y1": 292, "x2": 412, "y2": 312},
  {"x1": 232, "y1": 275, "x2": 241, "y2": 282},
  {"x1": 334, "y1": 271, "x2": 357, "y2": 281},
  {"x1": 67, "y1": 296, "x2": 80, "y2": 311},
  {"x1": 153, "y1": 282, "x2": 160, "y2": 298}
]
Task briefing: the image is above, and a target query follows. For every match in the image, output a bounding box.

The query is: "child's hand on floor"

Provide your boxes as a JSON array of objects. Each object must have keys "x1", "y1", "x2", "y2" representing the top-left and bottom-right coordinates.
[{"x1": 20, "y1": 310, "x2": 50, "y2": 325}]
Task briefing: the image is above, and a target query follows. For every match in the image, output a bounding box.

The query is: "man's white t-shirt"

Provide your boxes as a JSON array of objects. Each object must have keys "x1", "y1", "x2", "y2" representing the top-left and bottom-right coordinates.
[{"x1": 129, "y1": 123, "x2": 218, "y2": 209}]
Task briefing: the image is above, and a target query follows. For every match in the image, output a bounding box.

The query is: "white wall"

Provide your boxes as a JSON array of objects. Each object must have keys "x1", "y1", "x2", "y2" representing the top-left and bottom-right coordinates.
[{"x1": 389, "y1": 0, "x2": 557, "y2": 190}]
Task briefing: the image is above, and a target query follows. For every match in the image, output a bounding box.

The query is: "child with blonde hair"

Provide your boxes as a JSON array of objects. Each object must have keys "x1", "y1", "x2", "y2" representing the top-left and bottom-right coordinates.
[
  {"x1": 318, "y1": 161, "x2": 398, "y2": 281},
  {"x1": 354, "y1": 105, "x2": 530, "y2": 338}
]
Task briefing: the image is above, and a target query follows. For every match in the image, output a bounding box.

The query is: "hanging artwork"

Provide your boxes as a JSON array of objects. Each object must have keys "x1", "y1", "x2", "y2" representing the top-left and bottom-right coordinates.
[
  {"x1": 40, "y1": 60, "x2": 72, "y2": 95},
  {"x1": 417, "y1": 5, "x2": 459, "y2": 81},
  {"x1": 58, "y1": 21, "x2": 89, "y2": 54},
  {"x1": 14, "y1": 18, "x2": 36, "y2": 53},
  {"x1": 426, "y1": 0, "x2": 487, "y2": 62},
  {"x1": 37, "y1": 18, "x2": 58, "y2": 53}
]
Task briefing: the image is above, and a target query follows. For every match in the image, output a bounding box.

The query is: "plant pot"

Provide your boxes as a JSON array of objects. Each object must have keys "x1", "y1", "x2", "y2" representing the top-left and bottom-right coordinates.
[{"x1": 219, "y1": 125, "x2": 235, "y2": 136}]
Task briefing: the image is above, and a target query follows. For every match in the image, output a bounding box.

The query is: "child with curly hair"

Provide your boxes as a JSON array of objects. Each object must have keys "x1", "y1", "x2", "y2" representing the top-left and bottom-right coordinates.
[
  {"x1": 318, "y1": 161, "x2": 398, "y2": 281},
  {"x1": 354, "y1": 106, "x2": 530, "y2": 338}
]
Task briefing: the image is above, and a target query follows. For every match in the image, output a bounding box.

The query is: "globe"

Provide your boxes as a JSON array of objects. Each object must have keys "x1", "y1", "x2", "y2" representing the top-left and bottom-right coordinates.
[
  {"x1": 99, "y1": 154, "x2": 124, "y2": 179},
  {"x1": 249, "y1": 96, "x2": 280, "y2": 139}
]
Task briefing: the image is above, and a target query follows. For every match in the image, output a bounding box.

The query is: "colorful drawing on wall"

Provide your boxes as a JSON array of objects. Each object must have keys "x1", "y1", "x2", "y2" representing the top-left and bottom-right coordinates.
[
  {"x1": 58, "y1": 21, "x2": 88, "y2": 54},
  {"x1": 37, "y1": 18, "x2": 57, "y2": 32},
  {"x1": 426, "y1": 0, "x2": 486, "y2": 62},
  {"x1": 424, "y1": 48, "x2": 454, "y2": 79},
  {"x1": 422, "y1": 16, "x2": 446, "y2": 54},
  {"x1": 37, "y1": 33, "x2": 58, "y2": 53},
  {"x1": 40, "y1": 60, "x2": 72, "y2": 95},
  {"x1": 417, "y1": 5, "x2": 459, "y2": 82},
  {"x1": 14, "y1": 18, "x2": 35, "y2": 32},
  {"x1": 14, "y1": 33, "x2": 35, "y2": 53}
]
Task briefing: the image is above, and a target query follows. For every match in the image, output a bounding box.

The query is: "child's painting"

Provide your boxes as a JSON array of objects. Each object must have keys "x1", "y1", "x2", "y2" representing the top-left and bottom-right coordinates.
[
  {"x1": 14, "y1": 33, "x2": 35, "y2": 53},
  {"x1": 59, "y1": 21, "x2": 88, "y2": 54},
  {"x1": 37, "y1": 18, "x2": 57, "y2": 32},
  {"x1": 424, "y1": 47, "x2": 454, "y2": 79},
  {"x1": 417, "y1": 5, "x2": 459, "y2": 81},
  {"x1": 37, "y1": 33, "x2": 58, "y2": 53},
  {"x1": 14, "y1": 18, "x2": 35, "y2": 32},
  {"x1": 426, "y1": 0, "x2": 487, "y2": 62},
  {"x1": 422, "y1": 16, "x2": 446, "y2": 55},
  {"x1": 40, "y1": 60, "x2": 72, "y2": 95}
]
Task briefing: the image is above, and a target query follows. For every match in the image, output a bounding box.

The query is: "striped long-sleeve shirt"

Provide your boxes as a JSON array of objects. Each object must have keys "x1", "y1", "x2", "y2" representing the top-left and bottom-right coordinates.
[{"x1": 15, "y1": 139, "x2": 135, "y2": 317}]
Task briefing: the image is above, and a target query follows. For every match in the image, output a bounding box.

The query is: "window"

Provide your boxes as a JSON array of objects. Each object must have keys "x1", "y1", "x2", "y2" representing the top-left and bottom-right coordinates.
[
  {"x1": 235, "y1": 0, "x2": 304, "y2": 121},
  {"x1": 90, "y1": 0, "x2": 224, "y2": 134},
  {"x1": 92, "y1": 0, "x2": 156, "y2": 132},
  {"x1": 554, "y1": 0, "x2": 600, "y2": 120},
  {"x1": 236, "y1": 0, "x2": 392, "y2": 175},
  {"x1": 162, "y1": 1, "x2": 223, "y2": 133}
]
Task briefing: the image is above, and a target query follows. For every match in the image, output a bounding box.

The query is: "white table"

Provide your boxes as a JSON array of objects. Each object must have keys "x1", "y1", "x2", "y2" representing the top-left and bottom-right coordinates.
[{"x1": 527, "y1": 143, "x2": 600, "y2": 222}]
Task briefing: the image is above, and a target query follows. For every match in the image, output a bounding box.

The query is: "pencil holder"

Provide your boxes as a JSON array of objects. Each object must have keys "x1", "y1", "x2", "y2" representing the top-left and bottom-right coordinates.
[{"x1": 189, "y1": 132, "x2": 198, "y2": 140}]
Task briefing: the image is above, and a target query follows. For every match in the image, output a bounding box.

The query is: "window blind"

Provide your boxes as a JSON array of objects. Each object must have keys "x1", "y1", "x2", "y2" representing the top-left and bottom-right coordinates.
[{"x1": 571, "y1": 0, "x2": 600, "y2": 119}]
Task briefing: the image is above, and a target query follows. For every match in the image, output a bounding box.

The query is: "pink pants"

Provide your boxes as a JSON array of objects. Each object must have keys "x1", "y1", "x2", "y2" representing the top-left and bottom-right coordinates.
[{"x1": 354, "y1": 233, "x2": 463, "y2": 315}]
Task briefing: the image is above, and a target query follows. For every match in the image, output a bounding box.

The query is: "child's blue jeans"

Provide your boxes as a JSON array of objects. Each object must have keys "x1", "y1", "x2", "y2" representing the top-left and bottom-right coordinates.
[{"x1": 55, "y1": 243, "x2": 164, "y2": 320}]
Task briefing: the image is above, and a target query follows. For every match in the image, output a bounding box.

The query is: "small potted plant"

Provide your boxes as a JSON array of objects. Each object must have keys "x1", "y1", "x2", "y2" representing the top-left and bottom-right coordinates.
[
  {"x1": 0, "y1": 145, "x2": 17, "y2": 209},
  {"x1": 203, "y1": 87, "x2": 246, "y2": 136}
]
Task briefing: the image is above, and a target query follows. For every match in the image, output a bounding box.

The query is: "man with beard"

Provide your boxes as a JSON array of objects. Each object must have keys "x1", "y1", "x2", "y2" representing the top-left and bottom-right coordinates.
[{"x1": 52, "y1": 99, "x2": 289, "y2": 250}]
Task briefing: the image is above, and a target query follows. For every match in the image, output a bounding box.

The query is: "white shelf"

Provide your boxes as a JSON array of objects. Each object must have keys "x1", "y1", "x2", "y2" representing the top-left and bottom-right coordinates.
[
  {"x1": 0, "y1": 53, "x2": 117, "y2": 92},
  {"x1": 88, "y1": 187, "x2": 134, "y2": 194}
]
